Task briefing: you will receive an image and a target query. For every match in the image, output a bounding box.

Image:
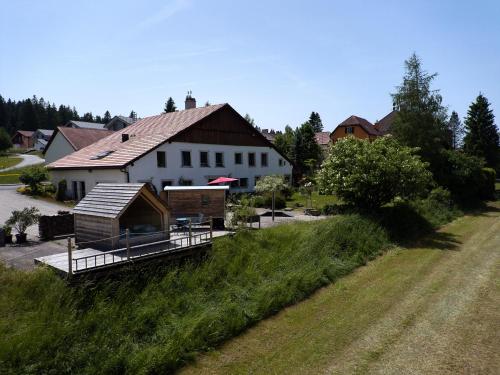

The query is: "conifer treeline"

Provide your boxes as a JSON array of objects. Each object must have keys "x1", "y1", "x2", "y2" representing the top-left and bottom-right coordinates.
[{"x1": 0, "y1": 95, "x2": 112, "y2": 135}]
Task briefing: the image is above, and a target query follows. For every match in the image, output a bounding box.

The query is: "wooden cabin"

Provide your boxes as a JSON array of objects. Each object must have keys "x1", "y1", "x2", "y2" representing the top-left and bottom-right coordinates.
[
  {"x1": 11, "y1": 130, "x2": 34, "y2": 149},
  {"x1": 73, "y1": 183, "x2": 170, "y2": 250},
  {"x1": 160, "y1": 186, "x2": 229, "y2": 229}
]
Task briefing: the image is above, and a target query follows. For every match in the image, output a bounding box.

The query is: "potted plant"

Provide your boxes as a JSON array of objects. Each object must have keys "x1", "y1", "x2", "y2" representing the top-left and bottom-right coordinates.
[
  {"x1": 2, "y1": 225, "x2": 13, "y2": 244},
  {"x1": 6, "y1": 207, "x2": 41, "y2": 244}
]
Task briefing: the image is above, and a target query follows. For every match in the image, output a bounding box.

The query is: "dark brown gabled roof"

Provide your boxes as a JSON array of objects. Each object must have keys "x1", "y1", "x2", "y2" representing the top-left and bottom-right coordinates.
[
  {"x1": 337, "y1": 115, "x2": 380, "y2": 136},
  {"x1": 374, "y1": 110, "x2": 398, "y2": 134},
  {"x1": 44, "y1": 127, "x2": 114, "y2": 154},
  {"x1": 15, "y1": 130, "x2": 34, "y2": 138}
]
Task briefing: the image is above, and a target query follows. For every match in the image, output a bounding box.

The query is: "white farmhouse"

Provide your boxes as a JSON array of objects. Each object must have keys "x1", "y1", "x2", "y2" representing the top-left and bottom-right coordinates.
[
  {"x1": 44, "y1": 127, "x2": 114, "y2": 164},
  {"x1": 48, "y1": 98, "x2": 292, "y2": 200}
]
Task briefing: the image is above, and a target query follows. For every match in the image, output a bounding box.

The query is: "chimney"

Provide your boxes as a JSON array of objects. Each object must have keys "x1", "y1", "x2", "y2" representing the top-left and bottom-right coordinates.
[
  {"x1": 185, "y1": 91, "x2": 196, "y2": 110},
  {"x1": 122, "y1": 133, "x2": 129, "y2": 142}
]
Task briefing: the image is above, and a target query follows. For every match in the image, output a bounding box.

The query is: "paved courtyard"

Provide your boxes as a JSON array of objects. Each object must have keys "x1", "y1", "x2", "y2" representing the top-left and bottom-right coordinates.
[{"x1": 0, "y1": 185, "x2": 71, "y2": 239}]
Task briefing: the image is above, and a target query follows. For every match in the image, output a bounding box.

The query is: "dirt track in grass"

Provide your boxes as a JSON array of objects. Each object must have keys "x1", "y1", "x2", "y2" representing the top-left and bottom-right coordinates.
[{"x1": 181, "y1": 202, "x2": 500, "y2": 375}]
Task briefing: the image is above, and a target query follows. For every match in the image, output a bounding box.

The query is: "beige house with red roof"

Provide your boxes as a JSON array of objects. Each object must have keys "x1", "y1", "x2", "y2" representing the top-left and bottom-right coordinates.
[
  {"x1": 330, "y1": 115, "x2": 382, "y2": 143},
  {"x1": 44, "y1": 127, "x2": 114, "y2": 164},
  {"x1": 11, "y1": 130, "x2": 34, "y2": 149},
  {"x1": 48, "y1": 98, "x2": 292, "y2": 201}
]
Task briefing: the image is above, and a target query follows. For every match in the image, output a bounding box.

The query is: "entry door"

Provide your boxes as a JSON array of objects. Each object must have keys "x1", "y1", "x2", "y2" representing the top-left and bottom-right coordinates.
[{"x1": 72, "y1": 181, "x2": 86, "y2": 201}]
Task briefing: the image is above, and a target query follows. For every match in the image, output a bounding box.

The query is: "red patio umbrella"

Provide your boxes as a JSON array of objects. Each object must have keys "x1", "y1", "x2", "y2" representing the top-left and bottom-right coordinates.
[{"x1": 207, "y1": 177, "x2": 238, "y2": 185}]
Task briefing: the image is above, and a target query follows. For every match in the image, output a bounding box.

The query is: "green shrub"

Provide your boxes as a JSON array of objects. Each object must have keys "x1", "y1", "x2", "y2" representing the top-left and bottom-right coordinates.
[
  {"x1": 264, "y1": 194, "x2": 286, "y2": 209},
  {"x1": 19, "y1": 165, "x2": 48, "y2": 195},
  {"x1": 434, "y1": 149, "x2": 491, "y2": 203},
  {"x1": 479, "y1": 167, "x2": 496, "y2": 200},
  {"x1": 251, "y1": 195, "x2": 265, "y2": 208},
  {"x1": 318, "y1": 136, "x2": 432, "y2": 209},
  {"x1": 43, "y1": 184, "x2": 57, "y2": 195}
]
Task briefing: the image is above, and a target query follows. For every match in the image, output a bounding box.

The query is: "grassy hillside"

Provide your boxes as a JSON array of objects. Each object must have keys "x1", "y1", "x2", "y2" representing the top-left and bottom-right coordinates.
[{"x1": 0, "y1": 198, "x2": 462, "y2": 374}]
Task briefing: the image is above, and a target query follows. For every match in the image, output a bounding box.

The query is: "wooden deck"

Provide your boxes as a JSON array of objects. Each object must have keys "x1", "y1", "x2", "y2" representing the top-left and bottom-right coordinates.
[{"x1": 35, "y1": 230, "x2": 230, "y2": 276}]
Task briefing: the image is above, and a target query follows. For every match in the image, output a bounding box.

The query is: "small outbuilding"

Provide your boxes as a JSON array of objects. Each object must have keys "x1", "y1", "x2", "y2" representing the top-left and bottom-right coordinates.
[
  {"x1": 74, "y1": 183, "x2": 170, "y2": 249},
  {"x1": 160, "y1": 186, "x2": 229, "y2": 229}
]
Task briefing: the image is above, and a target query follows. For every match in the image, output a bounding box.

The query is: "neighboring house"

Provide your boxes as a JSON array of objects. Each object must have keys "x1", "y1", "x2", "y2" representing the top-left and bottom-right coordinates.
[
  {"x1": 261, "y1": 129, "x2": 282, "y2": 143},
  {"x1": 11, "y1": 130, "x2": 34, "y2": 149},
  {"x1": 64, "y1": 120, "x2": 106, "y2": 130},
  {"x1": 48, "y1": 97, "x2": 293, "y2": 201},
  {"x1": 105, "y1": 116, "x2": 137, "y2": 131},
  {"x1": 44, "y1": 127, "x2": 114, "y2": 164},
  {"x1": 374, "y1": 110, "x2": 398, "y2": 135},
  {"x1": 314, "y1": 131, "x2": 331, "y2": 154},
  {"x1": 33, "y1": 129, "x2": 54, "y2": 151},
  {"x1": 330, "y1": 115, "x2": 381, "y2": 143}
]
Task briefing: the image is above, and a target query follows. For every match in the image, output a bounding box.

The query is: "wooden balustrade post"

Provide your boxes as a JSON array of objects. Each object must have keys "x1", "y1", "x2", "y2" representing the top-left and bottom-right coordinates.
[
  {"x1": 126, "y1": 228, "x2": 131, "y2": 261},
  {"x1": 189, "y1": 219, "x2": 192, "y2": 246},
  {"x1": 210, "y1": 216, "x2": 213, "y2": 241},
  {"x1": 67, "y1": 236, "x2": 73, "y2": 277}
]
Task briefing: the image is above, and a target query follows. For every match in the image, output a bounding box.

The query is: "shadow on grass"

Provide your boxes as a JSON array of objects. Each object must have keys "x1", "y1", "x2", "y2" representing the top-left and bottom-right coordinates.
[{"x1": 406, "y1": 231, "x2": 461, "y2": 251}]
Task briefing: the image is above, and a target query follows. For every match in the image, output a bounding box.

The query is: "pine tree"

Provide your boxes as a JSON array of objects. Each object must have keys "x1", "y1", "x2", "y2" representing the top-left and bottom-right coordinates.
[
  {"x1": 448, "y1": 111, "x2": 464, "y2": 149},
  {"x1": 308, "y1": 111, "x2": 323, "y2": 132},
  {"x1": 103, "y1": 110, "x2": 112, "y2": 123},
  {"x1": 244, "y1": 113, "x2": 261, "y2": 131},
  {"x1": 391, "y1": 53, "x2": 448, "y2": 165},
  {"x1": 82, "y1": 112, "x2": 94, "y2": 122},
  {"x1": 0, "y1": 127, "x2": 12, "y2": 153},
  {"x1": 463, "y1": 94, "x2": 499, "y2": 169},
  {"x1": 293, "y1": 122, "x2": 322, "y2": 176},
  {"x1": 129, "y1": 110, "x2": 137, "y2": 120},
  {"x1": 164, "y1": 97, "x2": 176, "y2": 113}
]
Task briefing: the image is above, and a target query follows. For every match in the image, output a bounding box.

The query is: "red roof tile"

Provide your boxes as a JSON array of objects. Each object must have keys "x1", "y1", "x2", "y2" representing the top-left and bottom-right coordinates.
[
  {"x1": 337, "y1": 115, "x2": 380, "y2": 136},
  {"x1": 16, "y1": 130, "x2": 34, "y2": 137},
  {"x1": 48, "y1": 104, "x2": 226, "y2": 170},
  {"x1": 314, "y1": 132, "x2": 331, "y2": 145},
  {"x1": 55, "y1": 127, "x2": 114, "y2": 150},
  {"x1": 374, "y1": 110, "x2": 398, "y2": 134}
]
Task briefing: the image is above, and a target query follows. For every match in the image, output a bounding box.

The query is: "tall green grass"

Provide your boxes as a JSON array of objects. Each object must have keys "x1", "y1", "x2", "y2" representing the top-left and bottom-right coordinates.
[
  {"x1": 0, "y1": 199, "x2": 459, "y2": 374},
  {"x1": 0, "y1": 215, "x2": 389, "y2": 374}
]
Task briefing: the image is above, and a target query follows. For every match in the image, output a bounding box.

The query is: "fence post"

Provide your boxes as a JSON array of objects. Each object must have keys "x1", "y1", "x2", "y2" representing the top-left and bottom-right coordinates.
[
  {"x1": 188, "y1": 219, "x2": 192, "y2": 246},
  {"x1": 210, "y1": 216, "x2": 213, "y2": 241},
  {"x1": 67, "y1": 236, "x2": 73, "y2": 277},
  {"x1": 126, "y1": 228, "x2": 131, "y2": 261}
]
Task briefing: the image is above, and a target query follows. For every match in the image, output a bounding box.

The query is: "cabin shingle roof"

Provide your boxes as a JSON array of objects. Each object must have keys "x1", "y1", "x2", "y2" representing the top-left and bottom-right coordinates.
[{"x1": 73, "y1": 183, "x2": 146, "y2": 218}]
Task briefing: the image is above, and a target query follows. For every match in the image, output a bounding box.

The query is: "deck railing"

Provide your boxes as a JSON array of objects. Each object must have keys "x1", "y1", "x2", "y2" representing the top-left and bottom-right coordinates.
[{"x1": 70, "y1": 219, "x2": 213, "y2": 274}]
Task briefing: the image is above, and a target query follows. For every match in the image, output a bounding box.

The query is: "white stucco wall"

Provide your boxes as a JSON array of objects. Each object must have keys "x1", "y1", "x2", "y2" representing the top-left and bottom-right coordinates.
[
  {"x1": 44, "y1": 132, "x2": 76, "y2": 164},
  {"x1": 128, "y1": 142, "x2": 292, "y2": 193},
  {"x1": 50, "y1": 169, "x2": 127, "y2": 199}
]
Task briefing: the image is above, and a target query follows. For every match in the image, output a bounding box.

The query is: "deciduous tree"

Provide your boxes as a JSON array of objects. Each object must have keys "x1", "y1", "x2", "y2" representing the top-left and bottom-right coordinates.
[{"x1": 317, "y1": 136, "x2": 432, "y2": 209}]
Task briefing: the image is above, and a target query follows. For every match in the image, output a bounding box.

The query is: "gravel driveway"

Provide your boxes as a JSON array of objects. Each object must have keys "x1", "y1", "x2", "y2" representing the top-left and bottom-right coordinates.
[{"x1": 0, "y1": 185, "x2": 71, "y2": 239}]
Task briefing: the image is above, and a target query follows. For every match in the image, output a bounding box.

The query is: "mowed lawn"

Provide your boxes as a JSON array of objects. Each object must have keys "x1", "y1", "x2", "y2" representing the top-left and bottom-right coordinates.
[
  {"x1": 182, "y1": 201, "x2": 500, "y2": 375},
  {"x1": 286, "y1": 191, "x2": 339, "y2": 210},
  {"x1": 0, "y1": 163, "x2": 43, "y2": 184},
  {"x1": 0, "y1": 155, "x2": 22, "y2": 170}
]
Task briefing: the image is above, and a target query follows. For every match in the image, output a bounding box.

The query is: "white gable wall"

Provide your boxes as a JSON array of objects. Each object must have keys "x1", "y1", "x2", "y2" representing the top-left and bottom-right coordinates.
[
  {"x1": 128, "y1": 141, "x2": 292, "y2": 193},
  {"x1": 45, "y1": 132, "x2": 77, "y2": 164},
  {"x1": 49, "y1": 142, "x2": 292, "y2": 198},
  {"x1": 50, "y1": 169, "x2": 127, "y2": 200}
]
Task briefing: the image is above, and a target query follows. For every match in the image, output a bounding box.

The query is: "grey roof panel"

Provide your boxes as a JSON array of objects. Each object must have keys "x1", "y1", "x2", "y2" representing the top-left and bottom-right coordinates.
[{"x1": 73, "y1": 183, "x2": 145, "y2": 218}]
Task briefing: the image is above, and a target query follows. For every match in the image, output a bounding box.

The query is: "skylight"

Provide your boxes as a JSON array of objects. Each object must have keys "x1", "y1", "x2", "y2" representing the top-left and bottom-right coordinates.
[{"x1": 90, "y1": 150, "x2": 115, "y2": 160}]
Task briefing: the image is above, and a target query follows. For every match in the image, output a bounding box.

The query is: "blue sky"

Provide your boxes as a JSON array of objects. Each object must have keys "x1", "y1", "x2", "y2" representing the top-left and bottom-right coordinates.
[{"x1": 1, "y1": 0, "x2": 499, "y2": 131}]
